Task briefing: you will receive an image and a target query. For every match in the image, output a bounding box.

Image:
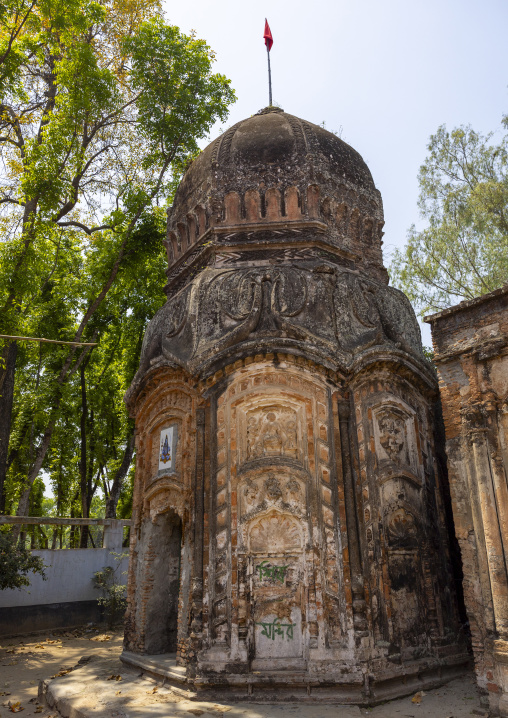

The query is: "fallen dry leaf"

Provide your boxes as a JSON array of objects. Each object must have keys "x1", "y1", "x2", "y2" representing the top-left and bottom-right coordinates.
[
  {"x1": 0, "y1": 692, "x2": 11, "y2": 696},
  {"x1": 33, "y1": 645, "x2": 45, "y2": 650},
  {"x1": 8, "y1": 701, "x2": 24, "y2": 713},
  {"x1": 115, "y1": 691, "x2": 122, "y2": 696},
  {"x1": 411, "y1": 691, "x2": 422, "y2": 704},
  {"x1": 90, "y1": 634, "x2": 112, "y2": 642},
  {"x1": 50, "y1": 668, "x2": 73, "y2": 679},
  {"x1": 6, "y1": 649, "x2": 16, "y2": 654},
  {"x1": 186, "y1": 711, "x2": 204, "y2": 717},
  {"x1": 35, "y1": 707, "x2": 43, "y2": 714},
  {"x1": 147, "y1": 686, "x2": 158, "y2": 694},
  {"x1": 107, "y1": 675, "x2": 122, "y2": 681}
]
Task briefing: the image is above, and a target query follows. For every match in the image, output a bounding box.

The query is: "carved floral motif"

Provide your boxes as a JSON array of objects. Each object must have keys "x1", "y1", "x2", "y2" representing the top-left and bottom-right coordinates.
[
  {"x1": 386, "y1": 507, "x2": 418, "y2": 549},
  {"x1": 249, "y1": 512, "x2": 303, "y2": 553},
  {"x1": 243, "y1": 478, "x2": 260, "y2": 509}
]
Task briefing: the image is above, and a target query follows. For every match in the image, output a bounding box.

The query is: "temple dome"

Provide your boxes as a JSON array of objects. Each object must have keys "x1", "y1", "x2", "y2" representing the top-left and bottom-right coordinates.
[
  {"x1": 165, "y1": 107, "x2": 386, "y2": 285},
  {"x1": 206, "y1": 107, "x2": 375, "y2": 189}
]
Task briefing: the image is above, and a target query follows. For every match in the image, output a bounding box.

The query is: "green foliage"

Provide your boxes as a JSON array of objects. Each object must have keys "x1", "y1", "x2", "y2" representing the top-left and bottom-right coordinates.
[
  {"x1": 93, "y1": 552, "x2": 127, "y2": 628},
  {"x1": 0, "y1": 0, "x2": 235, "y2": 518},
  {"x1": 0, "y1": 531, "x2": 46, "y2": 589},
  {"x1": 390, "y1": 115, "x2": 508, "y2": 316}
]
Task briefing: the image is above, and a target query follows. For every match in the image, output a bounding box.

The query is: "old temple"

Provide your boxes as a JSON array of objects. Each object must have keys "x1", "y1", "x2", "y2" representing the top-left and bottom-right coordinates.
[{"x1": 121, "y1": 106, "x2": 469, "y2": 703}]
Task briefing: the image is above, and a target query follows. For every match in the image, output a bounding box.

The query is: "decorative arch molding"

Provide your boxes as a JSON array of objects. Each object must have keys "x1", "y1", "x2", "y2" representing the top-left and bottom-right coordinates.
[
  {"x1": 146, "y1": 483, "x2": 187, "y2": 523},
  {"x1": 246, "y1": 509, "x2": 304, "y2": 555}
]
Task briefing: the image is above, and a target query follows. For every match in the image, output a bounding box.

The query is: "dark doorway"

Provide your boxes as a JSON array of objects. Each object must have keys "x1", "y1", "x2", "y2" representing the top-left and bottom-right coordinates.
[{"x1": 143, "y1": 510, "x2": 182, "y2": 654}]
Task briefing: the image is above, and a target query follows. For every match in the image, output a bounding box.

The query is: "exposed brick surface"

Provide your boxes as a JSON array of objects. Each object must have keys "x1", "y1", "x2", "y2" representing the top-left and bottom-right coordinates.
[
  {"x1": 122, "y1": 108, "x2": 469, "y2": 703},
  {"x1": 427, "y1": 284, "x2": 508, "y2": 716}
]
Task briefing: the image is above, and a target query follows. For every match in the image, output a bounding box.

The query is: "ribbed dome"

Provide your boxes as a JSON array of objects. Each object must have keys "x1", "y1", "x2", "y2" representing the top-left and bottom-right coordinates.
[
  {"x1": 169, "y1": 107, "x2": 379, "y2": 226},
  {"x1": 223, "y1": 109, "x2": 375, "y2": 188}
]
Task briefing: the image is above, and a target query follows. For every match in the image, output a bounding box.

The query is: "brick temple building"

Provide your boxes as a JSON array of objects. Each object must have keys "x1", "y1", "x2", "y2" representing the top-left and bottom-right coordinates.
[
  {"x1": 121, "y1": 107, "x2": 469, "y2": 704},
  {"x1": 426, "y1": 286, "x2": 508, "y2": 716}
]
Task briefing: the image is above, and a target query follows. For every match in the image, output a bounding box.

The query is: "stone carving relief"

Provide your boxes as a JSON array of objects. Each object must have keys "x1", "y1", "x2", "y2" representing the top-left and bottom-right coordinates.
[
  {"x1": 386, "y1": 507, "x2": 418, "y2": 549},
  {"x1": 378, "y1": 411, "x2": 407, "y2": 464},
  {"x1": 265, "y1": 475, "x2": 283, "y2": 500},
  {"x1": 147, "y1": 485, "x2": 185, "y2": 522},
  {"x1": 379, "y1": 475, "x2": 422, "y2": 514},
  {"x1": 248, "y1": 512, "x2": 303, "y2": 553},
  {"x1": 238, "y1": 473, "x2": 306, "y2": 520},
  {"x1": 286, "y1": 477, "x2": 302, "y2": 501},
  {"x1": 243, "y1": 478, "x2": 260, "y2": 511},
  {"x1": 373, "y1": 405, "x2": 419, "y2": 474},
  {"x1": 245, "y1": 406, "x2": 300, "y2": 461},
  {"x1": 137, "y1": 264, "x2": 425, "y2": 376}
]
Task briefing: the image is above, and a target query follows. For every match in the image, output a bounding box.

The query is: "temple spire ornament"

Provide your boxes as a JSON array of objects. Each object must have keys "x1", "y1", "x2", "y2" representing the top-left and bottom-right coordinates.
[{"x1": 263, "y1": 19, "x2": 273, "y2": 106}]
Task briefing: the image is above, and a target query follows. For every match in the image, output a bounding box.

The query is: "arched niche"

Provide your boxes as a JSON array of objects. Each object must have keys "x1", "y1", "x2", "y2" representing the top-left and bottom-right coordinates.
[{"x1": 140, "y1": 508, "x2": 183, "y2": 654}]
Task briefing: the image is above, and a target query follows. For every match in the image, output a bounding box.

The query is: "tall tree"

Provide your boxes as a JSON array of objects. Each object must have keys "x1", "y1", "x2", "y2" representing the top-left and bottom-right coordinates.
[
  {"x1": 390, "y1": 115, "x2": 508, "y2": 315},
  {"x1": 0, "y1": 0, "x2": 235, "y2": 516}
]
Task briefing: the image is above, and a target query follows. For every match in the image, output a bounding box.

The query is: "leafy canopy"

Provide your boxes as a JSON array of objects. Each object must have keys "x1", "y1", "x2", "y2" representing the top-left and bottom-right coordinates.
[
  {"x1": 0, "y1": 0, "x2": 235, "y2": 519},
  {"x1": 390, "y1": 115, "x2": 508, "y2": 315}
]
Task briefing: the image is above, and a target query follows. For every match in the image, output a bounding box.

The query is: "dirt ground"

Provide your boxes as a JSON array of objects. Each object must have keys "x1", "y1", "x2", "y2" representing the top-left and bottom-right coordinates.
[
  {"x1": 0, "y1": 627, "x2": 488, "y2": 717},
  {"x1": 0, "y1": 626, "x2": 124, "y2": 716}
]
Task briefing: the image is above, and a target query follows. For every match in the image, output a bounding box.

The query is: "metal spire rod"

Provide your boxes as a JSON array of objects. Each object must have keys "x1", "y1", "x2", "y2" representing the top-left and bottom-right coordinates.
[{"x1": 267, "y1": 45, "x2": 272, "y2": 107}]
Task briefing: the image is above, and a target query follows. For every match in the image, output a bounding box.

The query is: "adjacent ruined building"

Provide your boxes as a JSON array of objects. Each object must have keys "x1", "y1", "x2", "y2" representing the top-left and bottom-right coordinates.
[
  {"x1": 122, "y1": 107, "x2": 469, "y2": 703},
  {"x1": 426, "y1": 286, "x2": 508, "y2": 717}
]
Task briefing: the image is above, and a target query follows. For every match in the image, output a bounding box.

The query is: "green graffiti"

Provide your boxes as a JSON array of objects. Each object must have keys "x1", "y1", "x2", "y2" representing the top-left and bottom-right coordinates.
[
  {"x1": 257, "y1": 560, "x2": 289, "y2": 583},
  {"x1": 256, "y1": 617, "x2": 296, "y2": 640}
]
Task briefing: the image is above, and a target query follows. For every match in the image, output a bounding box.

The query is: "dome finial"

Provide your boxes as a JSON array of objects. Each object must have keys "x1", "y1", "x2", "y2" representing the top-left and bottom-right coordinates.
[{"x1": 256, "y1": 106, "x2": 284, "y2": 115}]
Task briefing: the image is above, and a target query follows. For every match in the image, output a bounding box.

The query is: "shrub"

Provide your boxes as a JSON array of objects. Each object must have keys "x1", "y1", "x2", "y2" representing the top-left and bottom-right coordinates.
[
  {"x1": 0, "y1": 532, "x2": 46, "y2": 590},
  {"x1": 93, "y1": 553, "x2": 127, "y2": 628}
]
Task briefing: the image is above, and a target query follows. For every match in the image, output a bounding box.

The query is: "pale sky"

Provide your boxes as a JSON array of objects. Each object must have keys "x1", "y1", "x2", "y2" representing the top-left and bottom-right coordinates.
[{"x1": 163, "y1": 0, "x2": 507, "y2": 345}]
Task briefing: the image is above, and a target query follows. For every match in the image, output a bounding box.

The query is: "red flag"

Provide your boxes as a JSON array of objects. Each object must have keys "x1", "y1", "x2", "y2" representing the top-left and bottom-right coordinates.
[{"x1": 263, "y1": 19, "x2": 273, "y2": 52}]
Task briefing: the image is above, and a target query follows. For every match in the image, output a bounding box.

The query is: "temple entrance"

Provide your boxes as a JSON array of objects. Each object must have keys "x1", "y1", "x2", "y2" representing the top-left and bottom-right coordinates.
[
  {"x1": 142, "y1": 510, "x2": 182, "y2": 654},
  {"x1": 247, "y1": 511, "x2": 305, "y2": 670}
]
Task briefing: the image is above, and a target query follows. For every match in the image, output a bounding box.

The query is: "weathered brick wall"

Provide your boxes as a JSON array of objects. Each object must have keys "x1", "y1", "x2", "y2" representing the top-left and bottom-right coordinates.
[
  {"x1": 121, "y1": 107, "x2": 469, "y2": 703},
  {"x1": 123, "y1": 369, "x2": 200, "y2": 660},
  {"x1": 426, "y1": 284, "x2": 508, "y2": 717}
]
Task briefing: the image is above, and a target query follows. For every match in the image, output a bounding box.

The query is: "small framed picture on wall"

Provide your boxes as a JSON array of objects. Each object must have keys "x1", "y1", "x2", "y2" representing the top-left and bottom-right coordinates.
[{"x1": 158, "y1": 424, "x2": 178, "y2": 473}]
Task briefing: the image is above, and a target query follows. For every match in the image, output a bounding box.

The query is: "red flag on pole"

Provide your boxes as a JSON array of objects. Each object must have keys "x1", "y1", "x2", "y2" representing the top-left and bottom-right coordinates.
[{"x1": 263, "y1": 19, "x2": 273, "y2": 52}]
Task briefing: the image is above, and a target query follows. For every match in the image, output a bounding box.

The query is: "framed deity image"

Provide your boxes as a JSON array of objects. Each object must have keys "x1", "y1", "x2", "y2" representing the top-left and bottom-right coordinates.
[{"x1": 158, "y1": 424, "x2": 178, "y2": 474}]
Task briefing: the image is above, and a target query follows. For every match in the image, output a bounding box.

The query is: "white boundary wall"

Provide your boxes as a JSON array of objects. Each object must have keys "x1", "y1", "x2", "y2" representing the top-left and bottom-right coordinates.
[{"x1": 0, "y1": 548, "x2": 129, "y2": 608}]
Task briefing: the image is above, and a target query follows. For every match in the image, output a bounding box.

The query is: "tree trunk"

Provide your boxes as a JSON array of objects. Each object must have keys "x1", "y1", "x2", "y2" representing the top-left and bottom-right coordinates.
[
  {"x1": 13, "y1": 341, "x2": 94, "y2": 532},
  {"x1": 0, "y1": 341, "x2": 17, "y2": 513},
  {"x1": 105, "y1": 428, "x2": 135, "y2": 518},
  {"x1": 79, "y1": 363, "x2": 89, "y2": 548}
]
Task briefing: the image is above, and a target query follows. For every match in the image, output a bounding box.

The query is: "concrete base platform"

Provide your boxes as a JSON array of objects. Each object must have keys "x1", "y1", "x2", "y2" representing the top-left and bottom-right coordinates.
[
  {"x1": 120, "y1": 648, "x2": 470, "y2": 705},
  {"x1": 120, "y1": 651, "x2": 187, "y2": 687},
  {"x1": 39, "y1": 655, "x2": 487, "y2": 718},
  {"x1": 40, "y1": 656, "x2": 362, "y2": 717}
]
